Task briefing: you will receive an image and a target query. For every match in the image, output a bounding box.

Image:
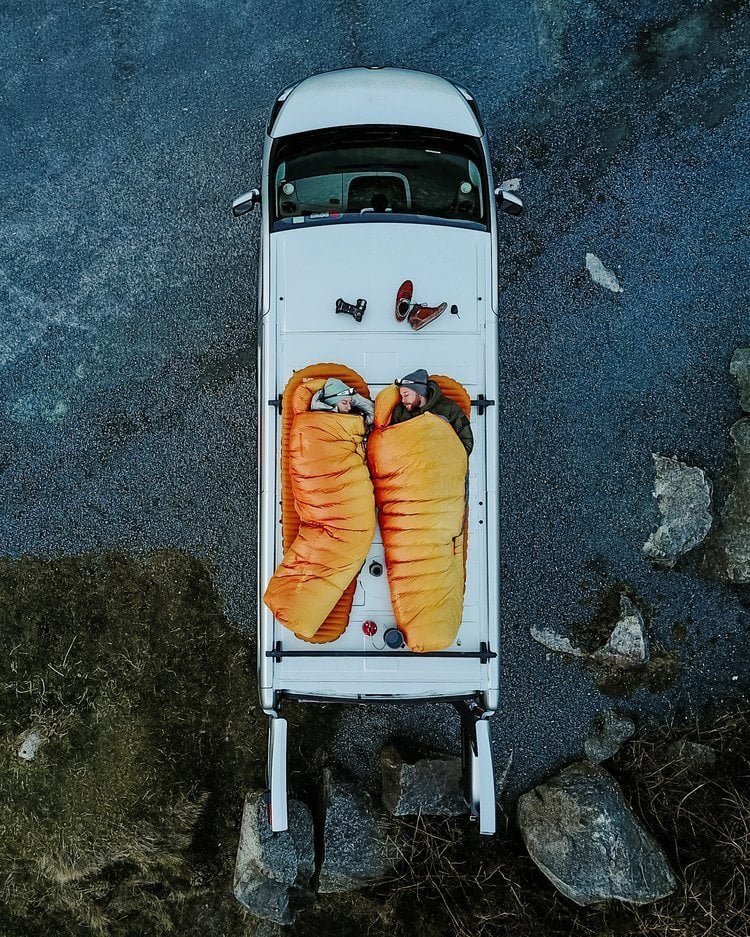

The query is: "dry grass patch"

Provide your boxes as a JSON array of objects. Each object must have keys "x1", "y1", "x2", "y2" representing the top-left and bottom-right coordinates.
[
  {"x1": 614, "y1": 708, "x2": 750, "y2": 937},
  {"x1": 291, "y1": 708, "x2": 750, "y2": 937}
]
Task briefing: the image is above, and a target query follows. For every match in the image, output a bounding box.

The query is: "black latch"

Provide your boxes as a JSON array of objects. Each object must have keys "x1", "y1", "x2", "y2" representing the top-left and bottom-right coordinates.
[
  {"x1": 470, "y1": 394, "x2": 495, "y2": 415},
  {"x1": 268, "y1": 395, "x2": 283, "y2": 413}
]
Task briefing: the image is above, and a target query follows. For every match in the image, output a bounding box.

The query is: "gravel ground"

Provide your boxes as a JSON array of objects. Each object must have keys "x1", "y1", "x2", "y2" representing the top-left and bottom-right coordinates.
[{"x1": 2, "y1": 0, "x2": 749, "y2": 801}]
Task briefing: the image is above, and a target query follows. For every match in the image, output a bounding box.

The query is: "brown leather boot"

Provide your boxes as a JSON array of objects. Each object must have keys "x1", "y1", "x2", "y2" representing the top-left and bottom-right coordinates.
[{"x1": 408, "y1": 301, "x2": 447, "y2": 331}]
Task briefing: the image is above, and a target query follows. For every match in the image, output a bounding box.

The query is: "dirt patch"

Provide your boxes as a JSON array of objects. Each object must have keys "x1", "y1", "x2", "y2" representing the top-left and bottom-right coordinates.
[
  {"x1": 590, "y1": 649, "x2": 682, "y2": 697},
  {"x1": 571, "y1": 581, "x2": 640, "y2": 652},
  {"x1": 569, "y1": 583, "x2": 680, "y2": 696}
]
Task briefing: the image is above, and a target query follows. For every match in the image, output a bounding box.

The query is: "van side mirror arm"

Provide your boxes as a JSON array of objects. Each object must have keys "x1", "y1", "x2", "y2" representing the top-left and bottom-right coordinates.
[{"x1": 232, "y1": 188, "x2": 261, "y2": 216}]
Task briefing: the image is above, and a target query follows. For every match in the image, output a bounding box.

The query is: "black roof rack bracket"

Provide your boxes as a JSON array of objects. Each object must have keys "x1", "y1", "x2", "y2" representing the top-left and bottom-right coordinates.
[{"x1": 470, "y1": 394, "x2": 495, "y2": 415}]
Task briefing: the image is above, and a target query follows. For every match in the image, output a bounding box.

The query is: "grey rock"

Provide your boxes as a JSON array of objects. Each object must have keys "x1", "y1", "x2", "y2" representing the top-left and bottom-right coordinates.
[
  {"x1": 233, "y1": 792, "x2": 314, "y2": 924},
  {"x1": 730, "y1": 348, "x2": 750, "y2": 412},
  {"x1": 733, "y1": 419, "x2": 750, "y2": 456},
  {"x1": 643, "y1": 454, "x2": 713, "y2": 566},
  {"x1": 593, "y1": 596, "x2": 649, "y2": 667},
  {"x1": 234, "y1": 792, "x2": 314, "y2": 887},
  {"x1": 517, "y1": 761, "x2": 676, "y2": 907},
  {"x1": 381, "y1": 741, "x2": 465, "y2": 817},
  {"x1": 17, "y1": 729, "x2": 45, "y2": 762},
  {"x1": 585, "y1": 252, "x2": 624, "y2": 293},
  {"x1": 584, "y1": 710, "x2": 636, "y2": 763},
  {"x1": 703, "y1": 419, "x2": 750, "y2": 582},
  {"x1": 318, "y1": 770, "x2": 398, "y2": 893},
  {"x1": 234, "y1": 877, "x2": 296, "y2": 926},
  {"x1": 531, "y1": 625, "x2": 585, "y2": 657}
]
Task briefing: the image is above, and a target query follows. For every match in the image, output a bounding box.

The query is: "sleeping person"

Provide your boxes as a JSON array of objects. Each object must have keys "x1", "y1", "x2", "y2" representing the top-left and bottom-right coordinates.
[
  {"x1": 263, "y1": 377, "x2": 376, "y2": 641},
  {"x1": 310, "y1": 378, "x2": 374, "y2": 426},
  {"x1": 367, "y1": 374, "x2": 471, "y2": 652}
]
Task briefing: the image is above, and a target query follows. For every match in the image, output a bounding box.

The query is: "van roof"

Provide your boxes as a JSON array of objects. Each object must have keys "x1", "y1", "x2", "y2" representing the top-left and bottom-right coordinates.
[
  {"x1": 265, "y1": 220, "x2": 498, "y2": 699},
  {"x1": 271, "y1": 67, "x2": 482, "y2": 139}
]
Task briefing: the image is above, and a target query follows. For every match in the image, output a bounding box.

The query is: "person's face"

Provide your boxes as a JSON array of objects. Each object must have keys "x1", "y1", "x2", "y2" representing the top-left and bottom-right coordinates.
[
  {"x1": 399, "y1": 387, "x2": 422, "y2": 411},
  {"x1": 336, "y1": 397, "x2": 353, "y2": 413}
]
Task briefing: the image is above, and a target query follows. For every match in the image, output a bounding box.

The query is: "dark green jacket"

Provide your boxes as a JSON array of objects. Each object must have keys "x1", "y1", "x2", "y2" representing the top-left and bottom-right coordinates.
[{"x1": 391, "y1": 380, "x2": 474, "y2": 455}]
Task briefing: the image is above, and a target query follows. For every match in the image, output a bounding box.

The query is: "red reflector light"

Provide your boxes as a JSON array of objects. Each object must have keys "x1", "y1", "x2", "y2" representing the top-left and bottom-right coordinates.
[{"x1": 362, "y1": 620, "x2": 377, "y2": 636}]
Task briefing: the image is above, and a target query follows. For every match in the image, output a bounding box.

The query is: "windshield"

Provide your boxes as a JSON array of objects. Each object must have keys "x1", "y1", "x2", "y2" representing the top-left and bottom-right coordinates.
[{"x1": 270, "y1": 126, "x2": 488, "y2": 232}]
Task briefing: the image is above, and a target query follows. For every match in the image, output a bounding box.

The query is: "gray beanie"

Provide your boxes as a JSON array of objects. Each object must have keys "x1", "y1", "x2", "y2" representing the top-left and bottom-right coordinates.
[
  {"x1": 321, "y1": 377, "x2": 355, "y2": 404},
  {"x1": 395, "y1": 368, "x2": 429, "y2": 397}
]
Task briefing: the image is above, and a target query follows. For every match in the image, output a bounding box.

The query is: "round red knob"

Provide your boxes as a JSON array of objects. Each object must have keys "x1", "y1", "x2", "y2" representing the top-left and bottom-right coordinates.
[{"x1": 362, "y1": 620, "x2": 378, "y2": 636}]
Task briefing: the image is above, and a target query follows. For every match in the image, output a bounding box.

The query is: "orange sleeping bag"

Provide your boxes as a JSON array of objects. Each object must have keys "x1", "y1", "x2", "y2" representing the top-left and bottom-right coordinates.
[
  {"x1": 367, "y1": 379, "x2": 469, "y2": 652},
  {"x1": 263, "y1": 366, "x2": 375, "y2": 641}
]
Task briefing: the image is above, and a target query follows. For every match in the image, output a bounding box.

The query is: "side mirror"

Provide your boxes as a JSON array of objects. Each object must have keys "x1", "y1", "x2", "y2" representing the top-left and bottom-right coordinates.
[
  {"x1": 232, "y1": 188, "x2": 261, "y2": 217},
  {"x1": 494, "y1": 188, "x2": 523, "y2": 216}
]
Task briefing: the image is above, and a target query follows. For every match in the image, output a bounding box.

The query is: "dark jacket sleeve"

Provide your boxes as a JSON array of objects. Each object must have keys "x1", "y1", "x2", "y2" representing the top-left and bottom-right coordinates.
[{"x1": 448, "y1": 405, "x2": 473, "y2": 456}]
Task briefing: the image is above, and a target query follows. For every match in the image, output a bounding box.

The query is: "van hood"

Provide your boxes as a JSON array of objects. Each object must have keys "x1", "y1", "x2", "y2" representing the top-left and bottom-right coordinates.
[{"x1": 272, "y1": 68, "x2": 481, "y2": 138}]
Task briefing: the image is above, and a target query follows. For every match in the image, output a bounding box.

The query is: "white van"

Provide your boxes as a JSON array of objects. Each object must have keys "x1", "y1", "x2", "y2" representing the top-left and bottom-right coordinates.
[{"x1": 233, "y1": 67, "x2": 522, "y2": 836}]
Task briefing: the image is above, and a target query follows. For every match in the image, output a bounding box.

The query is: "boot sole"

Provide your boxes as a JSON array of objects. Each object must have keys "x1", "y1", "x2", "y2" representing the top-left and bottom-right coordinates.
[{"x1": 395, "y1": 280, "x2": 413, "y2": 321}]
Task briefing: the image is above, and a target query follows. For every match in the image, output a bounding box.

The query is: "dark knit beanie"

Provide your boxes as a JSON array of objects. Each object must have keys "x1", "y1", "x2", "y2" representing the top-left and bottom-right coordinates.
[{"x1": 395, "y1": 369, "x2": 429, "y2": 397}]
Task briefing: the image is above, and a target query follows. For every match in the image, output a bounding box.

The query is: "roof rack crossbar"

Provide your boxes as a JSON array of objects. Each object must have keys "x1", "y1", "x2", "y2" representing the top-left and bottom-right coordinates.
[{"x1": 267, "y1": 640, "x2": 496, "y2": 662}]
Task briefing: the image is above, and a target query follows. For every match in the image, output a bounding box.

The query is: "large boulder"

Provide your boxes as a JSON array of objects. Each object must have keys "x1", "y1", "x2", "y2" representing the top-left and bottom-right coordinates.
[
  {"x1": 233, "y1": 792, "x2": 315, "y2": 924},
  {"x1": 730, "y1": 348, "x2": 750, "y2": 412},
  {"x1": 318, "y1": 770, "x2": 398, "y2": 893},
  {"x1": 381, "y1": 740, "x2": 466, "y2": 817},
  {"x1": 703, "y1": 419, "x2": 750, "y2": 582},
  {"x1": 517, "y1": 761, "x2": 676, "y2": 906},
  {"x1": 643, "y1": 455, "x2": 713, "y2": 566}
]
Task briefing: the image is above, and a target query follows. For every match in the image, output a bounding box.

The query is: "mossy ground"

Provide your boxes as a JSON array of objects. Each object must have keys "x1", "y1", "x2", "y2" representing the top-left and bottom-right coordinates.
[{"x1": 0, "y1": 551, "x2": 263, "y2": 937}]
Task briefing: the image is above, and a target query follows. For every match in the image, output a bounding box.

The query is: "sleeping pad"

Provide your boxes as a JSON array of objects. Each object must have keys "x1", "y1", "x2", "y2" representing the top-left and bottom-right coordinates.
[
  {"x1": 263, "y1": 369, "x2": 375, "y2": 641},
  {"x1": 367, "y1": 381, "x2": 469, "y2": 652}
]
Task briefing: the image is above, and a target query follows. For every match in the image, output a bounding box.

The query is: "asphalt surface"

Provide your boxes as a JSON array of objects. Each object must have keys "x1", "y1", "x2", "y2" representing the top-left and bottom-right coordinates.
[{"x1": 2, "y1": 0, "x2": 749, "y2": 801}]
